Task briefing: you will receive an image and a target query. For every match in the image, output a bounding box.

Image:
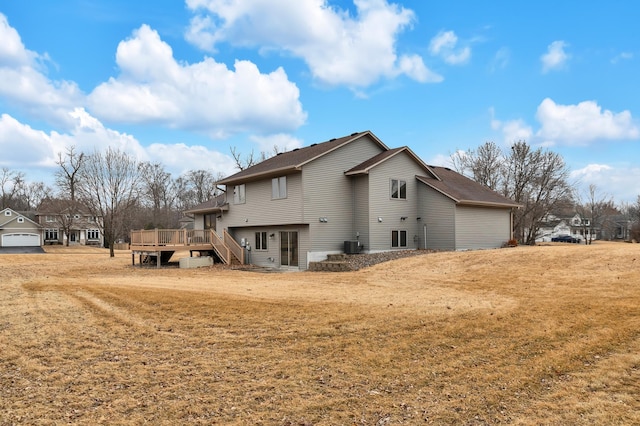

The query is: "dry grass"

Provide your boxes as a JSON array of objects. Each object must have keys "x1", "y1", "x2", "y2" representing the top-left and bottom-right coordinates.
[{"x1": 1, "y1": 242, "x2": 639, "y2": 425}]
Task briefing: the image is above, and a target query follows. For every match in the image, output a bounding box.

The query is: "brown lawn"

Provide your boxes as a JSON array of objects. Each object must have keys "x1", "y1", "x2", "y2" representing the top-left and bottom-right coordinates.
[{"x1": 1, "y1": 242, "x2": 639, "y2": 425}]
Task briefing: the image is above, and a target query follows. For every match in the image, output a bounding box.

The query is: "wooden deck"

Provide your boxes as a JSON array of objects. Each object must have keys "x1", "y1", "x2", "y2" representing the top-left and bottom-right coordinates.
[{"x1": 130, "y1": 229, "x2": 245, "y2": 267}]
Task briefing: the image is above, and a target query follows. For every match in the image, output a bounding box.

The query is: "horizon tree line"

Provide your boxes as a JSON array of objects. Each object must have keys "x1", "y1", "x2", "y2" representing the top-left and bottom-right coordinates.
[{"x1": 2, "y1": 141, "x2": 640, "y2": 254}]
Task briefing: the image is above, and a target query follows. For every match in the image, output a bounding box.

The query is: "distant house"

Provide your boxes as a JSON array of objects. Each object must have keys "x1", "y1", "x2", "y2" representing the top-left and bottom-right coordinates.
[
  {"x1": 179, "y1": 131, "x2": 520, "y2": 269},
  {"x1": 537, "y1": 212, "x2": 599, "y2": 243},
  {"x1": 0, "y1": 207, "x2": 43, "y2": 247},
  {"x1": 36, "y1": 200, "x2": 104, "y2": 246}
]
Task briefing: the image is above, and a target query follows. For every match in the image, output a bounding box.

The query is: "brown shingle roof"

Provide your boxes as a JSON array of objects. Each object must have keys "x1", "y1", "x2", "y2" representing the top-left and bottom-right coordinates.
[
  {"x1": 345, "y1": 146, "x2": 439, "y2": 178},
  {"x1": 417, "y1": 166, "x2": 521, "y2": 208},
  {"x1": 184, "y1": 193, "x2": 228, "y2": 214},
  {"x1": 217, "y1": 131, "x2": 387, "y2": 185}
]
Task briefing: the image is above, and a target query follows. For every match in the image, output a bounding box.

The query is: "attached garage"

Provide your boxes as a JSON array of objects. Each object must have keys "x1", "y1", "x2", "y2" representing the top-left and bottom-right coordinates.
[{"x1": 2, "y1": 233, "x2": 41, "y2": 247}]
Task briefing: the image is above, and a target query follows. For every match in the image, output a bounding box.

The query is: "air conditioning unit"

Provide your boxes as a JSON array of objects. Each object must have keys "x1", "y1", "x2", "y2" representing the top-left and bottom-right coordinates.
[{"x1": 344, "y1": 240, "x2": 360, "y2": 254}]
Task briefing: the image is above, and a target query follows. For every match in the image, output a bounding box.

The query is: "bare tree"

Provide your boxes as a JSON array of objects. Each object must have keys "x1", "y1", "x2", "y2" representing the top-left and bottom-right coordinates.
[
  {"x1": 451, "y1": 141, "x2": 572, "y2": 245},
  {"x1": 451, "y1": 141, "x2": 503, "y2": 190},
  {"x1": 138, "y1": 162, "x2": 176, "y2": 228},
  {"x1": 174, "y1": 169, "x2": 222, "y2": 210},
  {"x1": 55, "y1": 146, "x2": 85, "y2": 201},
  {"x1": 77, "y1": 147, "x2": 140, "y2": 257},
  {"x1": 230, "y1": 145, "x2": 283, "y2": 171},
  {"x1": 0, "y1": 168, "x2": 26, "y2": 210},
  {"x1": 504, "y1": 142, "x2": 572, "y2": 244},
  {"x1": 575, "y1": 184, "x2": 614, "y2": 244},
  {"x1": 20, "y1": 181, "x2": 51, "y2": 211}
]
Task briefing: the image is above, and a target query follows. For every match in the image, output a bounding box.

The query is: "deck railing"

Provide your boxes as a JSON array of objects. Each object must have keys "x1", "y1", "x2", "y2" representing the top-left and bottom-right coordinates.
[
  {"x1": 130, "y1": 228, "x2": 245, "y2": 265},
  {"x1": 131, "y1": 229, "x2": 214, "y2": 247},
  {"x1": 224, "y1": 230, "x2": 245, "y2": 265}
]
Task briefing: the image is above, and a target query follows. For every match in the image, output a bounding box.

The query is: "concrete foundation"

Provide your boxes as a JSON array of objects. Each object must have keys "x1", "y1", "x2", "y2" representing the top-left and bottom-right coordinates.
[{"x1": 179, "y1": 256, "x2": 213, "y2": 269}]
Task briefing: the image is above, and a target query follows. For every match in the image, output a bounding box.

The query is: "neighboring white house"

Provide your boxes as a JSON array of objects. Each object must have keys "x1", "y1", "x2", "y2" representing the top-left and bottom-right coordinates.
[
  {"x1": 184, "y1": 131, "x2": 521, "y2": 270},
  {"x1": 0, "y1": 208, "x2": 43, "y2": 247}
]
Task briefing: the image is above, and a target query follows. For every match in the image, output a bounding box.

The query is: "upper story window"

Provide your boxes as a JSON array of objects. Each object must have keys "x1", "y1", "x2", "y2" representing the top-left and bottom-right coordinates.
[
  {"x1": 4, "y1": 210, "x2": 10, "y2": 216},
  {"x1": 233, "y1": 184, "x2": 246, "y2": 204},
  {"x1": 272, "y1": 176, "x2": 287, "y2": 199},
  {"x1": 17, "y1": 217, "x2": 24, "y2": 223},
  {"x1": 46, "y1": 215, "x2": 55, "y2": 222},
  {"x1": 390, "y1": 179, "x2": 406, "y2": 200}
]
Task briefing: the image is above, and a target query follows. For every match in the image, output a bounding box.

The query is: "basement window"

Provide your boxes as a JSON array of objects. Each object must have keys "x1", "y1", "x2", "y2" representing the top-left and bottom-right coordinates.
[
  {"x1": 255, "y1": 231, "x2": 268, "y2": 251},
  {"x1": 391, "y1": 230, "x2": 407, "y2": 248}
]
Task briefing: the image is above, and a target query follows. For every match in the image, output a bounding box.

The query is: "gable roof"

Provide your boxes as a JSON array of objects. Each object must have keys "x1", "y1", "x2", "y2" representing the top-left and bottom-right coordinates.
[
  {"x1": 344, "y1": 146, "x2": 440, "y2": 179},
  {"x1": 417, "y1": 166, "x2": 521, "y2": 208},
  {"x1": 0, "y1": 208, "x2": 43, "y2": 229},
  {"x1": 217, "y1": 130, "x2": 388, "y2": 185}
]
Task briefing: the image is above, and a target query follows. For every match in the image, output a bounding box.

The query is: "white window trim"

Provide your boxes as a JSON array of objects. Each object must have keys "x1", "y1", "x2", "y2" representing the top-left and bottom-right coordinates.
[
  {"x1": 390, "y1": 178, "x2": 407, "y2": 200},
  {"x1": 255, "y1": 231, "x2": 268, "y2": 251},
  {"x1": 391, "y1": 229, "x2": 408, "y2": 248}
]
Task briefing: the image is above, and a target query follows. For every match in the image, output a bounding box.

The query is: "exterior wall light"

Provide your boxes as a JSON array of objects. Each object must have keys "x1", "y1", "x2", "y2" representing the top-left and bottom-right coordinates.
[{"x1": 377, "y1": 217, "x2": 383, "y2": 223}]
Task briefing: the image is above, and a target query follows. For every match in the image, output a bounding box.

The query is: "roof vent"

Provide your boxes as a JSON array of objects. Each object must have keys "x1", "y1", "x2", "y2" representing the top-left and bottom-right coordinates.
[
  {"x1": 310, "y1": 143, "x2": 317, "y2": 147},
  {"x1": 351, "y1": 132, "x2": 359, "y2": 136},
  {"x1": 293, "y1": 148, "x2": 299, "y2": 151},
  {"x1": 277, "y1": 152, "x2": 283, "y2": 155},
  {"x1": 329, "y1": 138, "x2": 336, "y2": 141}
]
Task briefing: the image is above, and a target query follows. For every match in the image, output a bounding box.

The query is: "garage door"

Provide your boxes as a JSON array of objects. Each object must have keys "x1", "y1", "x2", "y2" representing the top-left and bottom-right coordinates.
[{"x1": 2, "y1": 233, "x2": 41, "y2": 247}]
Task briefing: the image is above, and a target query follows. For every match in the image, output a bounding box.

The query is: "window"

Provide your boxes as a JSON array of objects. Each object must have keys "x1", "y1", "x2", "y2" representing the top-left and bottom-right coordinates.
[
  {"x1": 46, "y1": 215, "x2": 55, "y2": 222},
  {"x1": 4, "y1": 210, "x2": 10, "y2": 216},
  {"x1": 87, "y1": 229, "x2": 100, "y2": 240},
  {"x1": 45, "y1": 229, "x2": 59, "y2": 240},
  {"x1": 17, "y1": 217, "x2": 24, "y2": 223},
  {"x1": 233, "y1": 184, "x2": 246, "y2": 204},
  {"x1": 390, "y1": 179, "x2": 407, "y2": 199},
  {"x1": 272, "y1": 176, "x2": 287, "y2": 199},
  {"x1": 255, "y1": 231, "x2": 268, "y2": 251},
  {"x1": 204, "y1": 214, "x2": 216, "y2": 229},
  {"x1": 392, "y1": 230, "x2": 407, "y2": 248}
]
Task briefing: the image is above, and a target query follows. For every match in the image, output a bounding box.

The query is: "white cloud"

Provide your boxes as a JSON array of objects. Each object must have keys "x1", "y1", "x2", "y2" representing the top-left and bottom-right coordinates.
[
  {"x1": 571, "y1": 164, "x2": 640, "y2": 203},
  {"x1": 0, "y1": 14, "x2": 84, "y2": 128},
  {"x1": 0, "y1": 114, "x2": 54, "y2": 166},
  {"x1": 490, "y1": 47, "x2": 510, "y2": 72},
  {"x1": 0, "y1": 13, "x2": 33, "y2": 66},
  {"x1": 146, "y1": 143, "x2": 235, "y2": 178},
  {"x1": 541, "y1": 40, "x2": 569, "y2": 73},
  {"x1": 249, "y1": 133, "x2": 303, "y2": 153},
  {"x1": 0, "y1": 111, "x2": 240, "y2": 183},
  {"x1": 429, "y1": 30, "x2": 471, "y2": 65},
  {"x1": 611, "y1": 52, "x2": 633, "y2": 64},
  {"x1": 87, "y1": 24, "x2": 306, "y2": 138},
  {"x1": 536, "y1": 98, "x2": 639, "y2": 145},
  {"x1": 185, "y1": 0, "x2": 440, "y2": 87}
]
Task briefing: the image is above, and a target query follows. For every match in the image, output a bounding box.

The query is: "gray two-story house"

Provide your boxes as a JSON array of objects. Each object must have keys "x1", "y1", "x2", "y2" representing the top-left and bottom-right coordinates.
[{"x1": 185, "y1": 131, "x2": 520, "y2": 270}]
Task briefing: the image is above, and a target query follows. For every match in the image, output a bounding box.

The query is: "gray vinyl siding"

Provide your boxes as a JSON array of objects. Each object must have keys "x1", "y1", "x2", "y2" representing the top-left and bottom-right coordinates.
[
  {"x1": 229, "y1": 225, "x2": 310, "y2": 270},
  {"x1": 367, "y1": 154, "x2": 423, "y2": 251},
  {"x1": 302, "y1": 135, "x2": 384, "y2": 252},
  {"x1": 353, "y1": 175, "x2": 369, "y2": 250},
  {"x1": 219, "y1": 172, "x2": 304, "y2": 229},
  {"x1": 455, "y1": 206, "x2": 511, "y2": 250},
  {"x1": 418, "y1": 186, "x2": 456, "y2": 250}
]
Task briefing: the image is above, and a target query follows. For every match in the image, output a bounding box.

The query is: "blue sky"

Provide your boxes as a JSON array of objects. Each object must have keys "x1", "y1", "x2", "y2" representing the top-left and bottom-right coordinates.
[{"x1": 1, "y1": 0, "x2": 639, "y2": 203}]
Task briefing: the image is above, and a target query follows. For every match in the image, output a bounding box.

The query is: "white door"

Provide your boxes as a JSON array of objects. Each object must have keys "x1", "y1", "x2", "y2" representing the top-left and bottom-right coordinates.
[{"x1": 2, "y1": 233, "x2": 41, "y2": 247}]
